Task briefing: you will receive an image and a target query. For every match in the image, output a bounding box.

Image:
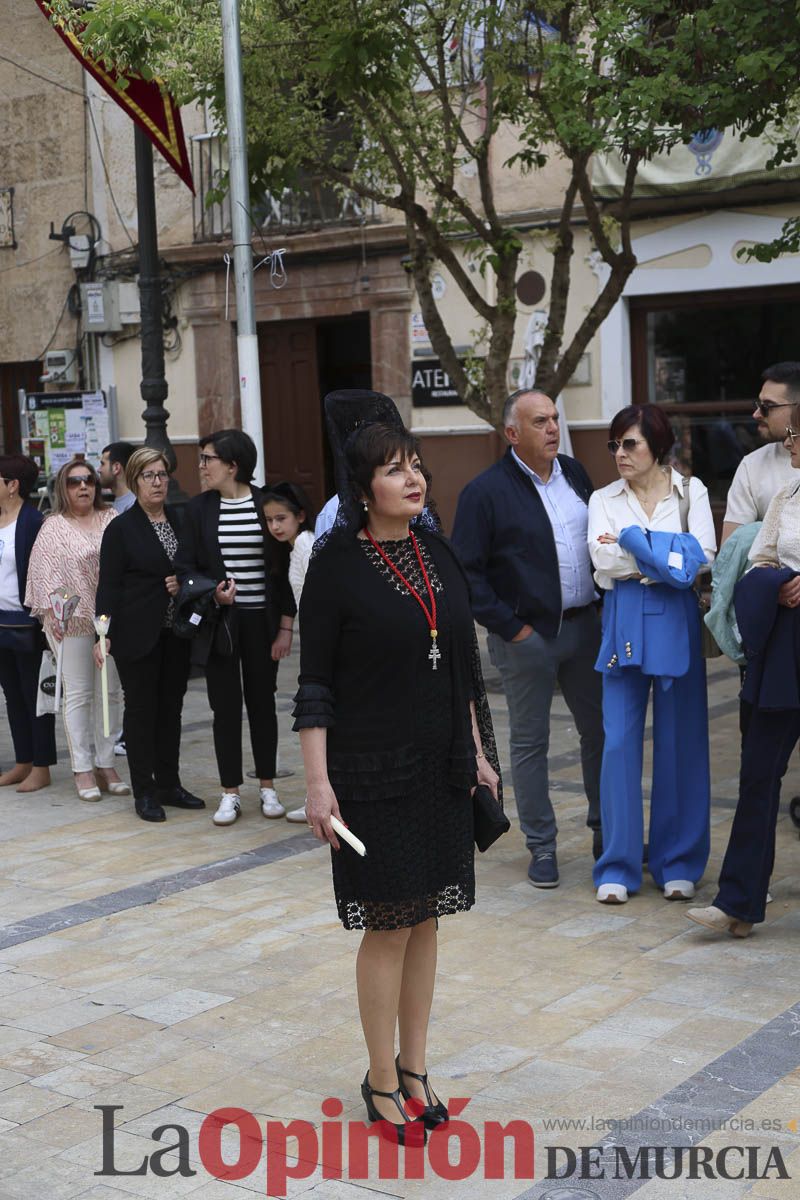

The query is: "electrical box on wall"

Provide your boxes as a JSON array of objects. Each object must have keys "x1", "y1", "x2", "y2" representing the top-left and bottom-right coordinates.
[
  {"x1": 41, "y1": 350, "x2": 77, "y2": 386},
  {"x1": 81, "y1": 281, "x2": 121, "y2": 332},
  {"x1": 117, "y1": 281, "x2": 140, "y2": 324},
  {"x1": 80, "y1": 281, "x2": 141, "y2": 330}
]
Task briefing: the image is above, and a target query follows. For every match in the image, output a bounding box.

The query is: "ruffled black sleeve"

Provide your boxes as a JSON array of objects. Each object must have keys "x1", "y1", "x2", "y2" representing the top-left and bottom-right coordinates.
[
  {"x1": 292, "y1": 682, "x2": 336, "y2": 729},
  {"x1": 291, "y1": 544, "x2": 343, "y2": 731}
]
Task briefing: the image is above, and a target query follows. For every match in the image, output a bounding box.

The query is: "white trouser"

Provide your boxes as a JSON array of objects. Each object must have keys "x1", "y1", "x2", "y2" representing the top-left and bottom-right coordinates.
[{"x1": 57, "y1": 634, "x2": 122, "y2": 773}]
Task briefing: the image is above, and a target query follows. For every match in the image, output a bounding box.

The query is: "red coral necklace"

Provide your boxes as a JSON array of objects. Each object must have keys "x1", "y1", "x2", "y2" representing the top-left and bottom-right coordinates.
[{"x1": 364, "y1": 529, "x2": 441, "y2": 670}]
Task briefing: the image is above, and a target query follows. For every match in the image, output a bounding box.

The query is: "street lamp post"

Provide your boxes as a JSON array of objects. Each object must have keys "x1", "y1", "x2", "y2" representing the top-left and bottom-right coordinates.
[{"x1": 134, "y1": 125, "x2": 185, "y2": 499}]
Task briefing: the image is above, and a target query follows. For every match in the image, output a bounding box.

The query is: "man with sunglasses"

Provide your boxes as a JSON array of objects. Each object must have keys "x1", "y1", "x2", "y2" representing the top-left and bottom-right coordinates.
[
  {"x1": 453, "y1": 389, "x2": 604, "y2": 888},
  {"x1": 721, "y1": 362, "x2": 800, "y2": 545}
]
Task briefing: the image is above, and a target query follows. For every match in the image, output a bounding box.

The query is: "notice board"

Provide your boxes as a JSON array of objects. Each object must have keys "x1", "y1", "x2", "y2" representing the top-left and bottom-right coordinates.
[{"x1": 22, "y1": 391, "x2": 111, "y2": 473}]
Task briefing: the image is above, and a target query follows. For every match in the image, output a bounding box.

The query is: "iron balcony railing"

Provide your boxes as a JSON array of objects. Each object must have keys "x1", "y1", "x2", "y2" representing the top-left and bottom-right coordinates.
[{"x1": 191, "y1": 134, "x2": 381, "y2": 242}]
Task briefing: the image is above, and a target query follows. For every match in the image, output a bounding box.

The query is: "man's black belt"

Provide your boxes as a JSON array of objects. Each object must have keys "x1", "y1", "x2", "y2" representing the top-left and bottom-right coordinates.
[{"x1": 562, "y1": 600, "x2": 601, "y2": 621}]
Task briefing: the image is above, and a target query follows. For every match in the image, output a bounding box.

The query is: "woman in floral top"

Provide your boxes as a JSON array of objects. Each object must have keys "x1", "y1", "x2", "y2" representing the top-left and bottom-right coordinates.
[{"x1": 26, "y1": 459, "x2": 127, "y2": 802}]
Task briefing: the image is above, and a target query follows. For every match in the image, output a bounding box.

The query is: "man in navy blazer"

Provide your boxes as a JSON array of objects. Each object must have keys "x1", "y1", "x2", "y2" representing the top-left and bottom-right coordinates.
[{"x1": 452, "y1": 390, "x2": 604, "y2": 887}]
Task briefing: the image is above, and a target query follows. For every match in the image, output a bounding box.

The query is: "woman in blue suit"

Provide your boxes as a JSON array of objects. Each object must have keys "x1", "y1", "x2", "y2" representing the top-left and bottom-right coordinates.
[
  {"x1": 587, "y1": 406, "x2": 716, "y2": 905},
  {"x1": 0, "y1": 455, "x2": 56, "y2": 791}
]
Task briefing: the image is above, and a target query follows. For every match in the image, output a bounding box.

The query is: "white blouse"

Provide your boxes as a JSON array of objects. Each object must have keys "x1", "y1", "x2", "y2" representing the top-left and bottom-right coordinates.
[
  {"x1": 288, "y1": 530, "x2": 315, "y2": 611},
  {"x1": 588, "y1": 469, "x2": 717, "y2": 591},
  {"x1": 749, "y1": 480, "x2": 800, "y2": 572}
]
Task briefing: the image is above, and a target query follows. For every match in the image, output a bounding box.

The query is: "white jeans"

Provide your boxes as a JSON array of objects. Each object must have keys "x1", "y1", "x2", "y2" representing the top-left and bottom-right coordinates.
[{"x1": 56, "y1": 634, "x2": 122, "y2": 773}]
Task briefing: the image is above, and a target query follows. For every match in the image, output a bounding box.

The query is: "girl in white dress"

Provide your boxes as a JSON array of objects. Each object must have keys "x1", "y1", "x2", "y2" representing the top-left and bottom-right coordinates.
[{"x1": 263, "y1": 482, "x2": 316, "y2": 823}]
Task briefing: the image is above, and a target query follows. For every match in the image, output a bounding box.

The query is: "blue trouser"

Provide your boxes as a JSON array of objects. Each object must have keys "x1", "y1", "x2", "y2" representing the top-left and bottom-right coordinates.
[
  {"x1": 593, "y1": 642, "x2": 710, "y2": 892},
  {"x1": 714, "y1": 705, "x2": 800, "y2": 925}
]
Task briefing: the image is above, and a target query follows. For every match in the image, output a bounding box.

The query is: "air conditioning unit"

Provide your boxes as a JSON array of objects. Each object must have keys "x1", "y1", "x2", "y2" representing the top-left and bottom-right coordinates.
[{"x1": 41, "y1": 349, "x2": 77, "y2": 385}]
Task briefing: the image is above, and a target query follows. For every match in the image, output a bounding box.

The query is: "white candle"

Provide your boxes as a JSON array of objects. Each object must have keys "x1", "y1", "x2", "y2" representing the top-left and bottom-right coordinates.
[
  {"x1": 53, "y1": 640, "x2": 64, "y2": 712},
  {"x1": 330, "y1": 815, "x2": 367, "y2": 857},
  {"x1": 93, "y1": 615, "x2": 111, "y2": 738}
]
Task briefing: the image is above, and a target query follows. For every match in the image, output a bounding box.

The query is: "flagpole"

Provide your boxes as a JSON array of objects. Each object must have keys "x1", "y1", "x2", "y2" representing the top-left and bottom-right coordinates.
[{"x1": 220, "y1": 0, "x2": 265, "y2": 485}]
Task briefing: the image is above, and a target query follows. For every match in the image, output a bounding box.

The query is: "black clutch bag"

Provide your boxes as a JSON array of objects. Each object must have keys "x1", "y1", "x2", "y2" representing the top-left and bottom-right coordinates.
[{"x1": 473, "y1": 784, "x2": 510, "y2": 853}]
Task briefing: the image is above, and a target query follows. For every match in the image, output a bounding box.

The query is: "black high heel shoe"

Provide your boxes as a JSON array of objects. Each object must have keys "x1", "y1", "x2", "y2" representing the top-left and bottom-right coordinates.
[
  {"x1": 361, "y1": 1072, "x2": 426, "y2": 1145},
  {"x1": 396, "y1": 1055, "x2": 449, "y2": 1129}
]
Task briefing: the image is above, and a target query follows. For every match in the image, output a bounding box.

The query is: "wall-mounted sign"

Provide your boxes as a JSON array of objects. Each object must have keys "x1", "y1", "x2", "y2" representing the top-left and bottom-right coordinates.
[
  {"x1": 0, "y1": 188, "x2": 16, "y2": 248},
  {"x1": 412, "y1": 358, "x2": 479, "y2": 407},
  {"x1": 23, "y1": 391, "x2": 110, "y2": 473},
  {"x1": 411, "y1": 312, "x2": 430, "y2": 344}
]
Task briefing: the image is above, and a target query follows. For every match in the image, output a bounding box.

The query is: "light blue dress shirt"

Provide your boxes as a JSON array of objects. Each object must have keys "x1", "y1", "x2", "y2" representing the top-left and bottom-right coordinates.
[
  {"x1": 113, "y1": 491, "x2": 136, "y2": 514},
  {"x1": 314, "y1": 495, "x2": 340, "y2": 539},
  {"x1": 511, "y1": 450, "x2": 596, "y2": 610}
]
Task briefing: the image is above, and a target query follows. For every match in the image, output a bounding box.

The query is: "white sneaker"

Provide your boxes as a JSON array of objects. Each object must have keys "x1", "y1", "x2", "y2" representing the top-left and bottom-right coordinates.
[
  {"x1": 213, "y1": 793, "x2": 241, "y2": 826},
  {"x1": 664, "y1": 879, "x2": 695, "y2": 900},
  {"x1": 260, "y1": 788, "x2": 286, "y2": 818},
  {"x1": 114, "y1": 740, "x2": 127, "y2": 756},
  {"x1": 597, "y1": 883, "x2": 628, "y2": 904},
  {"x1": 285, "y1": 804, "x2": 307, "y2": 823}
]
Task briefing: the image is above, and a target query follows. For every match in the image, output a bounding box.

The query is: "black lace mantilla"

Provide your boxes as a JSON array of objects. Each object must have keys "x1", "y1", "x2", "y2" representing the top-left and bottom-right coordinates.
[{"x1": 359, "y1": 535, "x2": 443, "y2": 599}]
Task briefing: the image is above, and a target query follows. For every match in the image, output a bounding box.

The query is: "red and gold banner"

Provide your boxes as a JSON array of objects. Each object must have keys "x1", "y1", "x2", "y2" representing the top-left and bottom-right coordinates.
[{"x1": 35, "y1": 1, "x2": 194, "y2": 192}]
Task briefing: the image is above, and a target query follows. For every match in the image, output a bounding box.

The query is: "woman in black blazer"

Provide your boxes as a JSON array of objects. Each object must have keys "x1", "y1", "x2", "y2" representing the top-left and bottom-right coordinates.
[
  {"x1": 96, "y1": 448, "x2": 204, "y2": 823},
  {"x1": 0, "y1": 455, "x2": 56, "y2": 791},
  {"x1": 175, "y1": 429, "x2": 296, "y2": 827}
]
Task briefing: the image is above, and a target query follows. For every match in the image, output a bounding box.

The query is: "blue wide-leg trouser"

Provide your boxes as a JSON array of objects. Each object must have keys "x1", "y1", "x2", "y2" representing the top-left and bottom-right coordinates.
[{"x1": 593, "y1": 644, "x2": 710, "y2": 893}]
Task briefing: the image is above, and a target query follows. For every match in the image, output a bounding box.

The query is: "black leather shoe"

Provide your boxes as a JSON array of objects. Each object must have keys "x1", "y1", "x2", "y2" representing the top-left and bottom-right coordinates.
[
  {"x1": 361, "y1": 1072, "x2": 426, "y2": 1145},
  {"x1": 135, "y1": 793, "x2": 166, "y2": 822},
  {"x1": 396, "y1": 1055, "x2": 448, "y2": 1129},
  {"x1": 157, "y1": 786, "x2": 205, "y2": 810}
]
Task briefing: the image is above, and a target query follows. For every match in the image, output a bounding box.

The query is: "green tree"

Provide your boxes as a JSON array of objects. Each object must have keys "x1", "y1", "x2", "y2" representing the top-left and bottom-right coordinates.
[{"x1": 51, "y1": 0, "x2": 800, "y2": 427}]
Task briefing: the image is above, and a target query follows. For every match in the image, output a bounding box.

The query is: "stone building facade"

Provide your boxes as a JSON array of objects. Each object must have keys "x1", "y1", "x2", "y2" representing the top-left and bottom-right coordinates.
[{"x1": 2, "y1": 3, "x2": 800, "y2": 525}]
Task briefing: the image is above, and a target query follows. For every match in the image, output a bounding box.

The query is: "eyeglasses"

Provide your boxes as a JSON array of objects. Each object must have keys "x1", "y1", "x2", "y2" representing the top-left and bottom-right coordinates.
[
  {"x1": 607, "y1": 437, "x2": 645, "y2": 455},
  {"x1": 755, "y1": 401, "x2": 794, "y2": 417},
  {"x1": 199, "y1": 453, "x2": 222, "y2": 467},
  {"x1": 785, "y1": 427, "x2": 797, "y2": 444},
  {"x1": 140, "y1": 470, "x2": 170, "y2": 483},
  {"x1": 66, "y1": 475, "x2": 96, "y2": 487}
]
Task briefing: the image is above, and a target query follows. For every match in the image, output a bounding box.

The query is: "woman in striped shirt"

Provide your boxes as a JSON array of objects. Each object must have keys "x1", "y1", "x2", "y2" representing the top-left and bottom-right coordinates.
[{"x1": 176, "y1": 430, "x2": 296, "y2": 825}]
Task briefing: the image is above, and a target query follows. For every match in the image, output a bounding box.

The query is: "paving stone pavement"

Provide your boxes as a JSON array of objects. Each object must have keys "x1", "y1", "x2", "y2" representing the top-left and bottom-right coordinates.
[{"x1": 0, "y1": 642, "x2": 798, "y2": 1200}]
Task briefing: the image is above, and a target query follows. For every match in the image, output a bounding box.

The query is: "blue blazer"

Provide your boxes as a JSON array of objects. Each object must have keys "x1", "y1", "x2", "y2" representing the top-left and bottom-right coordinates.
[
  {"x1": 735, "y1": 564, "x2": 800, "y2": 710},
  {"x1": 0, "y1": 502, "x2": 43, "y2": 627},
  {"x1": 596, "y1": 528, "x2": 706, "y2": 683},
  {"x1": 452, "y1": 449, "x2": 594, "y2": 640}
]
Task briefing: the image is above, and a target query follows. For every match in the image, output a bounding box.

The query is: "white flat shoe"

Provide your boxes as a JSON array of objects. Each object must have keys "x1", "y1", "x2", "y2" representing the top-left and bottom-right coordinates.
[
  {"x1": 213, "y1": 794, "x2": 241, "y2": 826},
  {"x1": 596, "y1": 883, "x2": 628, "y2": 904},
  {"x1": 95, "y1": 772, "x2": 130, "y2": 796},
  {"x1": 686, "y1": 905, "x2": 752, "y2": 938},
  {"x1": 77, "y1": 786, "x2": 102, "y2": 802},
  {"x1": 285, "y1": 805, "x2": 307, "y2": 823},
  {"x1": 664, "y1": 879, "x2": 695, "y2": 900},
  {"x1": 260, "y1": 787, "x2": 286, "y2": 818}
]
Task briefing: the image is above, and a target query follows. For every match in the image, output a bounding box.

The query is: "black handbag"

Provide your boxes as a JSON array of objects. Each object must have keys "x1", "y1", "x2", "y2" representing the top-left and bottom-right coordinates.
[{"x1": 473, "y1": 783, "x2": 510, "y2": 853}]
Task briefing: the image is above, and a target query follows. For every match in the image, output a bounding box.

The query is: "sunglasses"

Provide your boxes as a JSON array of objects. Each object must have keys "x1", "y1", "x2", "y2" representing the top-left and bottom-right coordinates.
[
  {"x1": 66, "y1": 475, "x2": 96, "y2": 487},
  {"x1": 755, "y1": 401, "x2": 794, "y2": 417},
  {"x1": 607, "y1": 437, "x2": 645, "y2": 455}
]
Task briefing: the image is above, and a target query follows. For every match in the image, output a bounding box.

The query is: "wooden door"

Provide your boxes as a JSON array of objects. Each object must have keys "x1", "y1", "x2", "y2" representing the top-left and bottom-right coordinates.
[
  {"x1": 0, "y1": 361, "x2": 40, "y2": 454},
  {"x1": 258, "y1": 321, "x2": 326, "y2": 512}
]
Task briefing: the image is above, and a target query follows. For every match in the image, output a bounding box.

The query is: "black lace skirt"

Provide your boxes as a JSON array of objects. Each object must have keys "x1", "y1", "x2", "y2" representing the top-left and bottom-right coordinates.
[{"x1": 331, "y1": 776, "x2": 475, "y2": 931}]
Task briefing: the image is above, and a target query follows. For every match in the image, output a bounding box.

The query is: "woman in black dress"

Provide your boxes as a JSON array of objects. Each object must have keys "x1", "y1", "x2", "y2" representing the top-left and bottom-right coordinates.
[{"x1": 294, "y1": 406, "x2": 499, "y2": 1142}]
